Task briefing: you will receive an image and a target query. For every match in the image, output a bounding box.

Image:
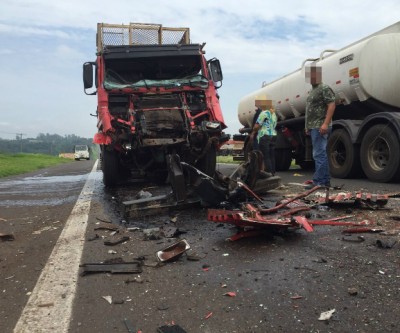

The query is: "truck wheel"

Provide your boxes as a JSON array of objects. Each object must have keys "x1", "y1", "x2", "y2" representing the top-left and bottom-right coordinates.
[
  {"x1": 360, "y1": 124, "x2": 400, "y2": 182},
  {"x1": 197, "y1": 145, "x2": 216, "y2": 177},
  {"x1": 328, "y1": 129, "x2": 362, "y2": 178},
  {"x1": 275, "y1": 149, "x2": 292, "y2": 171},
  {"x1": 102, "y1": 148, "x2": 119, "y2": 187}
]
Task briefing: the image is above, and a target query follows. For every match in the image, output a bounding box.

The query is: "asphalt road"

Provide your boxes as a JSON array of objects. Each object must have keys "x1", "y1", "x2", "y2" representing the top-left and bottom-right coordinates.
[{"x1": 1, "y1": 161, "x2": 399, "y2": 333}]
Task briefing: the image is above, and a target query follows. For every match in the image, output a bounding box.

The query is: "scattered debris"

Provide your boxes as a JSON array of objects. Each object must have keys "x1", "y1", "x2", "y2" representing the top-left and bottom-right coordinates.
[
  {"x1": 104, "y1": 236, "x2": 130, "y2": 246},
  {"x1": 205, "y1": 312, "x2": 213, "y2": 319},
  {"x1": 108, "y1": 250, "x2": 117, "y2": 254},
  {"x1": 102, "y1": 296, "x2": 112, "y2": 304},
  {"x1": 342, "y1": 235, "x2": 365, "y2": 243},
  {"x1": 342, "y1": 227, "x2": 384, "y2": 234},
  {"x1": 156, "y1": 239, "x2": 190, "y2": 262},
  {"x1": 0, "y1": 233, "x2": 15, "y2": 241},
  {"x1": 290, "y1": 295, "x2": 303, "y2": 300},
  {"x1": 376, "y1": 239, "x2": 397, "y2": 249},
  {"x1": 96, "y1": 217, "x2": 112, "y2": 223},
  {"x1": 318, "y1": 309, "x2": 336, "y2": 321},
  {"x1": 94, "y1": 224, "x2": 119, "y2": 231},
  {"x1": 348, "y1": 287, "x2": 358, "y2": 296},
  {"x1": 143, "y1": 228, "x2": 162, "y2": 240},
  {"x1": 223, "y1": 292, "x2": 236, "y2": 297},
  {"x1": 157, "y1": 324, "x2": 187, "y2": 333},
  {"x1": 80, "y1": 261, "x2": 142, "y2": 275}
]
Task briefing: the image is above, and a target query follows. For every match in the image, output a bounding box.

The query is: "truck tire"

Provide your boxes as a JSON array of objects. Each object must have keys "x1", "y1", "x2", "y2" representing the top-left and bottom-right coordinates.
[
  {"x1": 102, "y1": 148, "x2": 119, "y2": 187},
  {"x1": 275, "y1": 149, "x2": 292, "y2": 171},
  {"x1": 328, "y1": 129, "x2": 362, "y2": 178},
  {"x1": 196, "y1": 145, "x2": 216, "y2": 177},
  {"x1": 360, "y1": 124, "x2": 400, "y2": 182}
]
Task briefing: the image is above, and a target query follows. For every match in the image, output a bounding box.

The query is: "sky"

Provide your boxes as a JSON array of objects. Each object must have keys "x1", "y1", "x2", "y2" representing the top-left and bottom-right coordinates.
[{"x1": 0, "y1": 0, "x2": 399, "y2": 140}]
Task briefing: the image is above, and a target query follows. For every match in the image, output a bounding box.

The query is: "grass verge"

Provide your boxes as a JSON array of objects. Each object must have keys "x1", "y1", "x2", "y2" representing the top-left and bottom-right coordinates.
[
  {"x1": 217, "y1": 155, "x2": 241, "y2": 164},
  {"x1": 0, "y1": 153, "x2": 73, "y2": 178}
]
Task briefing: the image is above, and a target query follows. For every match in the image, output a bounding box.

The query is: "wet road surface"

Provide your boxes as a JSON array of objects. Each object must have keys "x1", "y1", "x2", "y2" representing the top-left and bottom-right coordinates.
[{"x1": 1, "y1": 161, "x2": 399, "y2": 332}]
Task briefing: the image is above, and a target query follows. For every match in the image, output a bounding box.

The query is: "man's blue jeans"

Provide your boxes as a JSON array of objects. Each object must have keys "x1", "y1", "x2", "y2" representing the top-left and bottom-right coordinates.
[{"x1": 310, "y1": 128, "x2": 331, "y2": 186}]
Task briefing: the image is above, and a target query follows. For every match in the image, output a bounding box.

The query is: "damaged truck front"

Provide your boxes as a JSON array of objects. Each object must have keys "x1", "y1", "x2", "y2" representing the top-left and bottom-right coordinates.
[{"x1": 83, "y1": 23, "x2": 226, "y2": 186}]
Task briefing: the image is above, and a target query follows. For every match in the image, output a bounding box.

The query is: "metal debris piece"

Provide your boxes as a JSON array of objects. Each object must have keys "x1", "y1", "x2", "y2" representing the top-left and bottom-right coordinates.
[
  {"x1": 156, "y1": 239, "x2": 190, "y2": 262},
  {"x1": 342, "y1": 235, "x2": 365, "y2": 243},
  {"x1": 376, "y1": 239, "x2": 397, "y2": 249},
  {"x1": 157, "y1": 324, "x2": 187, "y2": 333},
  {"x1": 104, "y1": 236, "x2": 130, "y2": 246},
  {"x1": 94, "y1": 224, "x2": 119, "y2": 231},
  {"x1": 342, "y1": 227, "x2": 383, "y2": 234},
  {"x1": 0, "y1": 233, "x2": 15, "y2": 241},
  {"x1": 80, "y1": 261, "x2": 142, "y2": 275},
  {"x1": 310, "y1": 191, "x2": 389, "y2": 209}
]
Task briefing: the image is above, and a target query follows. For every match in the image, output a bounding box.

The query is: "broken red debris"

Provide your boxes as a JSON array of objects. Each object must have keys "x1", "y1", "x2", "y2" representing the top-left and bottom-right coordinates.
[
  {"x1": 290, "y1": 295, "x2": 303, "y2": 300},
  {"x1": 223, "y1": 292, "x2": 237, "y2": 297},
  {"x1": 205, "y1": 312, "x2": 213, "y2": 319},
  {"x1": 310, "y1": 191, "x2": 389, "y2": 208}
]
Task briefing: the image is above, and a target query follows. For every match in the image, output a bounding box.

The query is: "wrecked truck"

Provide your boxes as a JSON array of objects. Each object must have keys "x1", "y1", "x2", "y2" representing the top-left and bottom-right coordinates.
[{"x1": 83, "y1": 23, "x2": 227, "y2": 186}]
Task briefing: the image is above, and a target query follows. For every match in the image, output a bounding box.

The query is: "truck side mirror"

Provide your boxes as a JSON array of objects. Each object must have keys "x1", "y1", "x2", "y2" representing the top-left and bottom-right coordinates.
[
  {"x1": 83, "y1": 62, "x2": 97, "y2": 95},
  {"x1": 209, "y1": 58, "x2": 223, "y2": 83}
]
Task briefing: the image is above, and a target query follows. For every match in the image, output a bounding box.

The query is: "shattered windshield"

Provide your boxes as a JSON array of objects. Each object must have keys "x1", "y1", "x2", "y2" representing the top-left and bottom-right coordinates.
[{"x1": 104, "y1": 71, "x2": 209, "y2": 90}]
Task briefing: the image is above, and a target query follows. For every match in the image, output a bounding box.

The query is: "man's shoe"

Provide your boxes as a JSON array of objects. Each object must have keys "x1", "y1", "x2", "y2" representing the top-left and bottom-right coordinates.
[{"x1": 304, "y1": 183, "x2": 319, "y2": 190}]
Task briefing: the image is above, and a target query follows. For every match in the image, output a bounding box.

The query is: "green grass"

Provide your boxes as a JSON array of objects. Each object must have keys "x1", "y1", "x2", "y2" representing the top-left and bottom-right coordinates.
[{"x1": 0, "y1": 153, "x2": 73, "y2": 178}]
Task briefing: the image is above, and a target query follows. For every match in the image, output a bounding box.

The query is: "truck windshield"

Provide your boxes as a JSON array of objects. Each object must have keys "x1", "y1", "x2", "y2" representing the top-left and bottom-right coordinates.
[
  {"x1": 103, "y1": 55, "x2": 208, "y2": 90},
  {"x1": 75, "y1": 145, "x2": 88, "y2": 151}
]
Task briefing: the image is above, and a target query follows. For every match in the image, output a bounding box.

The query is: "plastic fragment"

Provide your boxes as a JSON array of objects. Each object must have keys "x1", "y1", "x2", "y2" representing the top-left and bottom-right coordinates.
[{"x1": 318, "y1": 309, "x2": 335, "y2": 321}]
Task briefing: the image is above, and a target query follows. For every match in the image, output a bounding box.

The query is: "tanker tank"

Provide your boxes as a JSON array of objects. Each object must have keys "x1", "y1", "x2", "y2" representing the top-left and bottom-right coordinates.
[{"x1": 238, "y1": 22, "x2": 400, "y2": 128}]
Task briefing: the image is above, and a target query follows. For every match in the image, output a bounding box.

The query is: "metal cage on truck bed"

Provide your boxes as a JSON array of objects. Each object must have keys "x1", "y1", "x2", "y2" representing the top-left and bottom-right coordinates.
[{"x1": 96, "y1": 23, "x2": 191, "y2": 52}]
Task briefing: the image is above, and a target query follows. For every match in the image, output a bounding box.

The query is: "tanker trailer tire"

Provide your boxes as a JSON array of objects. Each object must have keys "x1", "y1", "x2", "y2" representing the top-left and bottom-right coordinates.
[
  {"x1": 360, "y1": 124, "x2": 400, "y2": 182},
  {"x1": 328, "y1": 129, "x2": 362, "y2": 178},
  {"x1": 275, "y1": 149, "x2": 292, "y2": 171},
  {"x1": 197, "y1": 144, "x2": 217, "y2": 177},
  {"x1": 102, "y1": 148, "x2": 119, "y2": 187}
]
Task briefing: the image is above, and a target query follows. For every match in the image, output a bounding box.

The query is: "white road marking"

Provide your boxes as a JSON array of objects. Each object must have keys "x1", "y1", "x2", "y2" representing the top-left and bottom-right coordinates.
[{"x1": 14, "y1": 161, "x2": 99, "y2": 333}]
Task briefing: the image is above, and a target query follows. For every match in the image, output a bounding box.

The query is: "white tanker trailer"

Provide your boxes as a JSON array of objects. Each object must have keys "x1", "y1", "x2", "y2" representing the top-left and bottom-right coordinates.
[{"x1": 237, "y1": 21, "x2": 400, "y2": 182}]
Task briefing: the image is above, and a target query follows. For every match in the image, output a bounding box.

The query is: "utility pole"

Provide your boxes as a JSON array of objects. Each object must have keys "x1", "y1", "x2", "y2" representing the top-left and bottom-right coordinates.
[{"x1": 16, "y1": 133, "x2": 26, "y2": 153}]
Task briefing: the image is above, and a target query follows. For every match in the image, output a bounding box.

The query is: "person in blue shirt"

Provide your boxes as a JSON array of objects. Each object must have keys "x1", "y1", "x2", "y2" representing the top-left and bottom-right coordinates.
[{"x1": 250, "y1": 97, "x2": 278, "y2": 176}]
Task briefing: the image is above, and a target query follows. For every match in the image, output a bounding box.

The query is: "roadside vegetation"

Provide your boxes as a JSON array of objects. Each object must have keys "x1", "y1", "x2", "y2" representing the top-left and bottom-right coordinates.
[
  {"x1": 0, "y1": 153, "x2": 73, "y2": 178},
  {"x1": 216, "y1": 155, "x2": 241, "y2": 164}
]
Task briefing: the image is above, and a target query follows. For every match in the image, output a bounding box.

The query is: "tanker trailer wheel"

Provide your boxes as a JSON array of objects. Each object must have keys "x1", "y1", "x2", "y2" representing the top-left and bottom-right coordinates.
[
  {"x1": 196, "y1": 144, "x2": 216, "y2": 177},
  {"x1": 360, "y1": 124, "x2": 400, "y2": 182},
  {"x1": 328, "y1": 129, "x2": 362, "y2": 178},
  {"x1": 102, "y1": 148, "x2": 119, "y2": 187},
  {"x1": 275, "y1": 149, "x2": 292, "y2": 171}
]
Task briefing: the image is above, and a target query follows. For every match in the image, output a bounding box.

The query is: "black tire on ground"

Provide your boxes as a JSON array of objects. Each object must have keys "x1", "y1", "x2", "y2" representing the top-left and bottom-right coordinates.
[
  {"x1": 196, "y1": 144, "x2": 217, "y2": 177},
  {"x1": 275, "y1": 149, "x2": 292, "y2": 171},
  {"x1": 328, "y1": 129, "x2": 362, "y2": 178},
  {"x1": 102, "y1": 148, "x2": 119, "y2": 187},
  {"x1": 360, "y1": 124, "x2": 400, "y2": 182}
]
